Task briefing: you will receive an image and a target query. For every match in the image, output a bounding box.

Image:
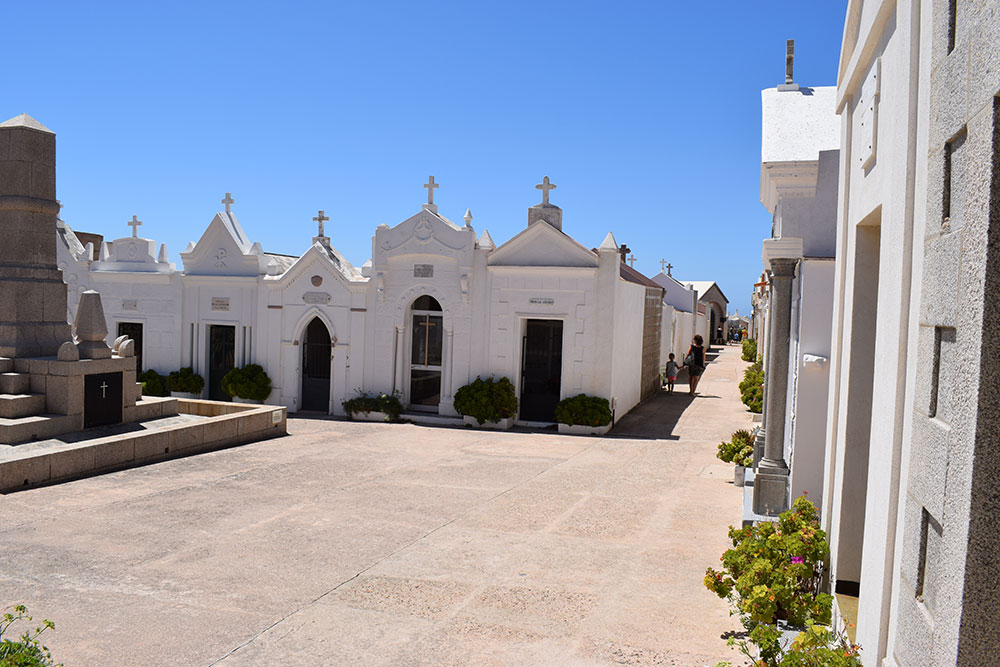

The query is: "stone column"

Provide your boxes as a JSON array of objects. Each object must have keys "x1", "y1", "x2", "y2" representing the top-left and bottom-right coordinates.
[
  {"x1": 0, "y1": 114, "x2": 71, "y2": 357},
  {"x1": 754, "y1": 257, "x2": 797, "y2": 515}
]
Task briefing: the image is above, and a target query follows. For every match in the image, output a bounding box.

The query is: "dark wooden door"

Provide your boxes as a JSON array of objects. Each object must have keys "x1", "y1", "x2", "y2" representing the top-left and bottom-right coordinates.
[
  {"x1": 117, "y1": 322, "x2": 143, "y2": 372},
  {"x1": 208, "y1": 325, "x2": 235, "y2": 401},
  {"x1": 84, "y1": 372, "x2": 123, "y2": 429},
  {"x1": 520, "y1": 319, "x2": 563, "y2": 422},
  {"x1": 301, "y1": 318, "x2": 331, "y2": 412}
]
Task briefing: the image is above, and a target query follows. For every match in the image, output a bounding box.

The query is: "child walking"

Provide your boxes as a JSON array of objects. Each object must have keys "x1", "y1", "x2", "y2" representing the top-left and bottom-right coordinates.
[{"x1": 665, "y1": 353, "x2": 679, "y2": 394}]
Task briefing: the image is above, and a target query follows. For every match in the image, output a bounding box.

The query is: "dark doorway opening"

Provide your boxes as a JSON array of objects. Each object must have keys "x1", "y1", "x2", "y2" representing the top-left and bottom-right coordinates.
[
  {"x1": 409, "y1": 295, "x2": 443, "y2": 411},
  {"x1": 84, "y1": 372, "x2": 123, "y2": 429},
  {"x1": 208, "y1": 325, "x2": 236, "y2": 401},
  {"x1": 117, "y1": 322, "x2": 144, "y2": 372},
  {"x1": 520, "y1": 319, "x2": 563, "y2": 422},
  {"x1": 301, "y1": 318, "x2": 332, "y2": 412}
]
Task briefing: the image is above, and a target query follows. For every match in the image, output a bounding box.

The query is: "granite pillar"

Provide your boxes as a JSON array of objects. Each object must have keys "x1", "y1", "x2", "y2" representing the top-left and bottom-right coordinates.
[
  {"x1": 754, "y1": 257, "x2": 797, "y2": 515},
  {"x1": 0, "y1": 114, "x2": 71, "y2": 357}
]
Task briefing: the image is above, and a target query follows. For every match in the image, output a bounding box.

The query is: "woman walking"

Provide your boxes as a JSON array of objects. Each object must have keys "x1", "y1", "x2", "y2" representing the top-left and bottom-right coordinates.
[{"x1": 685, "y1": 334, "x2": 706, "y2": 395}]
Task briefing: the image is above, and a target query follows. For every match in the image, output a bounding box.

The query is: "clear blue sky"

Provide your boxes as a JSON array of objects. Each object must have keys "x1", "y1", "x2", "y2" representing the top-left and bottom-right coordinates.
[{"x1": 4, "y1": 1, "x2": 846, "y2": 315}]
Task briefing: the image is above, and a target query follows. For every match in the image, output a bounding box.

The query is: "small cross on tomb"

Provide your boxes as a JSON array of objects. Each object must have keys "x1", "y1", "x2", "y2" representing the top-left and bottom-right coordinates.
[
  {"x1": 100, "y1": 381, "x2": 108, "y2": 399},
  {"x1": 536, "y1": 176, "x2": 556, "y2": 205},
  {"x1": 618, "y1": 243, "x2": 631, "y2": 264},
  {"x1": 221, "y1": 192, "x2": 235, "y2": 213},
  {"x1": 628, "y1": 254, "x2": 637, "y2": 269},
  {"x1": 128, "y1": 215, "x2": 142, "y2": 238},
  {"x1": 424, "y1": 176, "x2": 439, "y2": 205},
  {"x1": 313, "y1": 210, "x2": 330, "y2": 237},
  {"x1": 785, "y1": 39, "x2": 795, "y2": 85},
  {"x1": 666, "y1": 262, "x2": 673, "y2": 276}
]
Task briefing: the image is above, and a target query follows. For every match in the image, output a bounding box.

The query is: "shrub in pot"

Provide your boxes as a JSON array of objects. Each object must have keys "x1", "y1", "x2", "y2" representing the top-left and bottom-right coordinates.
[
  {"x1": 717, "y1": 429, "x2": 755, "y2": 464},
  {"x1": 137, "y1": 369, "x2": 169, "y2": 397},
  {"x1": 167, "y1": 367, "x2": 204, "y2": 397},
  {"x1": 554, "y1": 394, "x2": 612, "y2": 427},
  {"x1": 453, "y1": 376, "x2": 518, "y2": 425},
  {"x1": 341, "y1": 391, "x2": 402, "y2": 421},
  {"x1": 221, "y1": 364, "x2": 272, "y2": 402}
]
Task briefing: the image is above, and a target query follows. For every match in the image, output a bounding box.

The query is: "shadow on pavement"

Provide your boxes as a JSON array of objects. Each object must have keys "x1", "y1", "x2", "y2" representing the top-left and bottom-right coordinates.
[{"x1": 607, "y1": 390, "x2": 695, "y2": 440}]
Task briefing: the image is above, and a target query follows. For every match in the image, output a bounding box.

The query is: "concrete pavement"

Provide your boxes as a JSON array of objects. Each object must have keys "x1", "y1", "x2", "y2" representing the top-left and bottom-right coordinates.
[{"x1": 0, "y1": 346, "x2": 753, "y2": 666}]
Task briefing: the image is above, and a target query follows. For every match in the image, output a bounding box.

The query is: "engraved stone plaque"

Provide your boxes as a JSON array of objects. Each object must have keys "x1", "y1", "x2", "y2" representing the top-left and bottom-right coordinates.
[
  {"x1": 303, "y1": 292, "x2": 331, "y2": 305},
  {"x1": 211, "y1": 297, "x2": 230, "y2": 311},
  {"x1": 414, "y1": 264, "x2": 434, "y2": 278}
]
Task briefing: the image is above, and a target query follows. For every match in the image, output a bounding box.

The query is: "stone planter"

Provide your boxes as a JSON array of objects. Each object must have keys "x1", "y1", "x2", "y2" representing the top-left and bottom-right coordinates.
[
  {"x1": 232, "y1": 397, "x2": 263, "y2": 405},
  {"x1": 558, "y1": 422, "x2": 612, "y2": 436},
  {"x1": 170, "y1": 391, "x2": 201, "y2": 399},
  {"x1": 734, "y1": 465, "x2": 747, "y2": 487},
  {"x1": 755, "y1": 620, "x2": 809, "y2": 658},
  {"x1": 351, "y1": 410, "x2": 391, "y2": 422},
  {"x1": 462, "y1": 415, "x2": 514, "y2": 430}
]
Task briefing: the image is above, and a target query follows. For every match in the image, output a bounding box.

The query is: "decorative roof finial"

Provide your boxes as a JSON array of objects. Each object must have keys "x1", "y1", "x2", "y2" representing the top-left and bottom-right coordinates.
[
  {"x1": 785, "y1": 39, "x2": 794, "y2": 85},
  {"x1": 424, "y1": 176, "x2": 439, "y2": 206},
  {"x1": 127, "y1": 215, "x2": 142, "y2": 238},
  {"x1": 313, "y1": 210, "x2": 330, "y2": 237},
  {"x1": 535, "y1": 176, "x2": 556, "y2": 206}
]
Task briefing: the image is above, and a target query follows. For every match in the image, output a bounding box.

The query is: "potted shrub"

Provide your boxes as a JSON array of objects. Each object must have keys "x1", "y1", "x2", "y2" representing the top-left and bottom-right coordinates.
[
  {"x1": 137, "y1": 369, "x2": 169, "y2": 397},
  {"x1": 167, "y1": 367, "x2": 205, "y2": 399},
  {"x1": 739, "y1": 361, "x2": 764, "y2": 413},
  {"x1": 704, "y1": 496, "x2": 861, "y2": 666},
  {"x1": 221, "y1": 364, "x2": 272, "y2": 403},
  {"x1": 555, "y1": 394, "x2": 613, "y2": 435},
  {"x1": 341, "y1": 391, "x2": 402, "y2": 422},
  {"x1": 717, "y1": 429, "x2": 755, "y2": 486},
  {"x1": 453, "y1": 376, "x2": 518, "y2": 429}
]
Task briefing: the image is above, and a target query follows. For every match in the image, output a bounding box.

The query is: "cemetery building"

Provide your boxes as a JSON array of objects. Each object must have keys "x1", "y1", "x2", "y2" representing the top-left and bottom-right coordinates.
[
  {"x1": 56, "y1": 176, "x2": 676, "y2": 424},
  {"x1": 684, "y1": 281, "x2": 729, "y2": 344},
  {"x1": 651, "y1": 265, "x2": 701, "y2": 365}
]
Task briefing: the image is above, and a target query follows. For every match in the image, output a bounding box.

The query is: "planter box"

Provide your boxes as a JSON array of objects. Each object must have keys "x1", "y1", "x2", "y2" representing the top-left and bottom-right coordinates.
[
  {"x1": 232, "y1": 397, "x2": 263, "y2": 405},
  {"x1": 735, "y1": 465, "x2": 746, "y2": 487},
  {"x1": 755, "y1": 620, "x2": 809, "y2": 658},
  {"x1": 558, "y1": 422, "x2": 612, "y2": 436},
  {"x1": 351, "y1": 410, "x2": 391, "y2": 422},
  {"x1": 463, "y1": 415, "x2": 514, "y2": 430},
  {"x1": 170, "y1": 391, "x2": 201, "y2": 399}
]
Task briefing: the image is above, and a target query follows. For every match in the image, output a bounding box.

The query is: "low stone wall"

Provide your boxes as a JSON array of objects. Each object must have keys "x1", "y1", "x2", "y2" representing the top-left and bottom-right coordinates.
[{"x1": 0, "y1": 401, "x2": 286, "y2": 493}]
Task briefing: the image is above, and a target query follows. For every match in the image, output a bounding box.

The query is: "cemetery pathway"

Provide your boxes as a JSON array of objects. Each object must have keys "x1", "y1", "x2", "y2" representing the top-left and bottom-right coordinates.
[{"x1": 0, "y1": 346, "x2": 754, "y2": 667}]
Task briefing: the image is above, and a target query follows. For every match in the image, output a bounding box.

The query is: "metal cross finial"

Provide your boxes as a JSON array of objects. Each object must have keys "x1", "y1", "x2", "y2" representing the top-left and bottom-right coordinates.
[
  {"x1": 424, "y1": 176, "x2": 439, "y2": 205},
  {"x1": 627, "y1": 254, "x2": 637, "y2": 268},
  {"x1": 535, "y1": 176, "x2": 557, "y2": 205},
  {"x1": 221, "y1": 192, "x2": 235, "y2": 213},
  {"x1": 128, "y1": 215, "x2": 142, "y2": 238},
  {"x1": 618, "y1": 243, "x2": 630, "y2": 264},
  {"x1": 666, "y1": 262, "x2": 673, "y2": 276},
  {"x1": 313, "y1": 210, "x2": 330, "y2": 237},
  {"x1": 785, "y1": 39, "x2": 794, "y2": 84}
]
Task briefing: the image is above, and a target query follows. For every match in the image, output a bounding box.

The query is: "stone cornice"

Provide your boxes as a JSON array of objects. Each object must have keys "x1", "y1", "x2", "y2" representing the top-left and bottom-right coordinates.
[
  {"x1": 0, "y1": 195, "x2": 60, "y2": 215},
  {"x1": 761, "y1": 237, "x2": 804, "y2": 273}
]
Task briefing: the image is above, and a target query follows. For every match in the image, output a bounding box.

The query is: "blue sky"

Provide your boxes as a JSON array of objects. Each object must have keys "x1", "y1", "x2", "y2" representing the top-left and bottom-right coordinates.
[{"x1": 4, "y1": 1, "x2": 846, "y2": 315}]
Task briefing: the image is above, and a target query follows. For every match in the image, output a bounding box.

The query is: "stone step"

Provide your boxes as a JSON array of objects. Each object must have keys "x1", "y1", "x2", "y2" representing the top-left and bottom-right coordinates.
[
  {"x1": 0, "y1": 393, "x2": 47, "y2": 419},
  {"x1": 0, "y1": 413, "x2": 80, "y2": 445},
  {"x1": 0, "y1": 373, "x2": 30, "y2": 394},
  {"x1": 0, "y1": 358, "x2": 11, "y2": 373}
]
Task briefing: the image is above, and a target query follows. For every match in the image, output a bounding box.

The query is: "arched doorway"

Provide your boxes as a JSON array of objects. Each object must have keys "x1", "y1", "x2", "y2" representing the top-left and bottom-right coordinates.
[
  {"x1": 301, "y1": 317, "x2": 331, "y2": 411},
  {"x1": 409, "y1": 295, "x2": 443, "y2": 411}
]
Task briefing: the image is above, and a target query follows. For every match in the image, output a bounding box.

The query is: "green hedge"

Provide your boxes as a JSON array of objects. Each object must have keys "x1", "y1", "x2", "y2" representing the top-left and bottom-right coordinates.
[
  {"x1": 167, "y1": 367, "x2": 204, "y2": 395},
  {"x1": 138, "y1": 369, "x2": 169, "y2": 397},
  {"x1": 554, "y1": 394, "x2": 612, "y2": 427},
  {"x1": 739, "y1": 361, "x2": 764, "y2": 413},
  {"x1": 453, "y1": 376, "x2": 518, "y2": 424},
  {"x1": 341, "y1": 391, "x2": 402, "y2": 420},
  {"x1": 741, "y1": 338, "x2": 758, "y2": 362},
  {"x1": 221, "y1": 364, "x2": 272, "y2": 401}
]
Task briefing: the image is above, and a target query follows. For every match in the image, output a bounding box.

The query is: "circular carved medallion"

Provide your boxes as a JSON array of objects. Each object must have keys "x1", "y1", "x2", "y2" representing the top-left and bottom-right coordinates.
[{"x1": 311, "y1": 275, "x2": 323, "y2": 287}]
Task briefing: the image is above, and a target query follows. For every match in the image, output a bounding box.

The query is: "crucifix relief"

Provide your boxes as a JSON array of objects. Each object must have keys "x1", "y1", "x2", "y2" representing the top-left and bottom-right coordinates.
[
  {"x1": 221, "y1": 192, "x2": 235, "y2": 213},
  {"x1": 128, "y1": 215, "x2": 142, "y2": 238},
  {"x1": 618, "y1": 243, "x2": 631, "y2": 264},
  {"x1": 536, "y1": 176, "x2": 556, "y2": 205},
  {"x1": 313, "y1": 210, "x2": 330, "y2": 237},
  {"x1": 424, "y1": 176, "x2": 439, "y2": 205}
]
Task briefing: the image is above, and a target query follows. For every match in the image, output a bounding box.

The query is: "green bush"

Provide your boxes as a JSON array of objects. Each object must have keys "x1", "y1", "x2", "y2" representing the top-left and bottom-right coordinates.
[
  {"x1": 739, "y1": 361, "x2": 764, "y2": 413},
  {"x1": 221, "y1": 364, "x2": 272, "y2": 401},
  {"x1": 554, "y1": 394, "x2": 612, "y2": 427},
  {"x1": 137, "y1": 369, "x2": 169, "y2": 397},
  {"x1": 453, "y1": 376, "x2": 518, "y2": 424},
  {"x1": 167, "y1": 367, "x2": 204, "y2": 395},
  {"x1": 741, "y1": 338, "x2": 758, "y2": 362},
  {"x1": 703, "y1": 496, "x2": 855, "y2": 666},
  {"x1": 717, "y1": 429, "x2": 755, "y2": 466},
  {"x1": 341, "y1": 391, "x2": 403, "y2": 421},
  {"x1": 0, "y1": 604, "x2": 59, "y2": 667}
]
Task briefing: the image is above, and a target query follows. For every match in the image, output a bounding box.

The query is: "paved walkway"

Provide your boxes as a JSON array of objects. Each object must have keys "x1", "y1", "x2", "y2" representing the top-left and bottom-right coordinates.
[{"x1": 0, "y1": 346, "x2": 753, "y2": 666}]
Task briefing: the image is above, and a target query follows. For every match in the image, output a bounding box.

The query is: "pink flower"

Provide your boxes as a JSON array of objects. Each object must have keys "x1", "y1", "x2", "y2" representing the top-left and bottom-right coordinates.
[{"x1": 790, "y1": 556, "x2": 804, "y2": 564}]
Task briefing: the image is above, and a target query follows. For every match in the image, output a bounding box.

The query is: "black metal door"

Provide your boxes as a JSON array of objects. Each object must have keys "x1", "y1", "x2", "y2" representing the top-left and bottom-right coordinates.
[
  {"x1": 520, "y1": 319, "x2": 563, "y2": 422},
  {"x1": 301, "y1": 318, "x2": 331, "y2": 412},
  {"x1": 117, "y1": 322, "x2": 143, "y2": 372},
  {"x1": 208, "y1": 325, "x2": 235, "y2": 401},
  {"x1": 84, "y1": 372, "x2": 123, "y2": 429}
]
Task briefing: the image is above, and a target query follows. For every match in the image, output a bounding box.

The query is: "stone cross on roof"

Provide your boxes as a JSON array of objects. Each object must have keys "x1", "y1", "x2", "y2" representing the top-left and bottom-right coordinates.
[
  {"x1": 536, "y1": 176, "x2": 556, "y2": 205},
  {"x1": 627, "y1": 254, "x2": 637, "y2": 268},
  {"x1": 424, "y1": 176, "x2": 439, "y2": 205},
  {"x1": 128, "y1": 215, "x2": 142, "y2": 238},
  {"x1": 660, "y1": 258, "x2": 673, "y2": 275},
  {"x1": 313, "y1": 210, "x2": 330, "y2": 237},
  {"x1": 618, "y1": 243, "x2": 630, "y2": 264},
  {"x1": 785, "y1": 39, "x2": 794, "y2": 84},
  {"x1": 221, "y1": 192, "x2": 235, "y2": 213}
]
